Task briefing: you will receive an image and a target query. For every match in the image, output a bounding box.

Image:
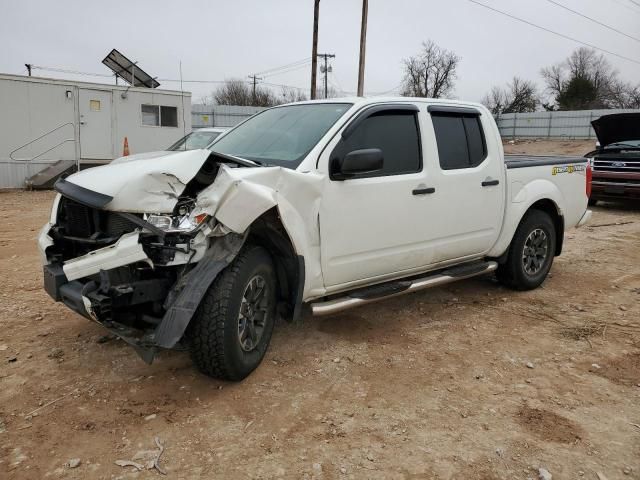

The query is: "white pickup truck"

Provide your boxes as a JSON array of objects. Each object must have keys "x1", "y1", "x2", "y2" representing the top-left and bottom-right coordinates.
[{"x1": 38, "y1": 98, "x2": 592, "y2": 380}]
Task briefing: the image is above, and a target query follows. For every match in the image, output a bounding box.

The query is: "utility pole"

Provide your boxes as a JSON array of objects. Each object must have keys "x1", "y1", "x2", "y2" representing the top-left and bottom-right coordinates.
[
  {"x1": 248, "y1": 74, "x2": 263, "y2": 105},
  {"x1": 318, "y1": 53, "x2": 335, "y2": 99},
  {"x1": 25, "y1": 63, "x2": 32, "y2": 76},
  {"x1": 310, "y1": 0, "x2": 320, "y2": 99},
  {"x1": 357, "y1": 0, "x2": 368, "y2": 96}
]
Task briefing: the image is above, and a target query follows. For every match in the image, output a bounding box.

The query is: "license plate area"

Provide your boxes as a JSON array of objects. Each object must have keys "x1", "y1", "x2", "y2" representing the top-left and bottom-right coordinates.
[{"x1": 43, "y1": 264, "x2": 67, "y2": 301}]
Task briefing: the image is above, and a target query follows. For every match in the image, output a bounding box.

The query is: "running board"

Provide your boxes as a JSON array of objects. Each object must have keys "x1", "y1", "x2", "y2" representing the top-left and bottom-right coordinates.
[{"x1": 310, "y1": 261, "x2": 498, "y2": 316}]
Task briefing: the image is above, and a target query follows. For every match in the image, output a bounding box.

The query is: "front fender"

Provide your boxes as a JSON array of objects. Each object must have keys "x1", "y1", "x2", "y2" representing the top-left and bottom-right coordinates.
[{"x1": 194, "y1": 165, "x2": 326, "y2": 299}]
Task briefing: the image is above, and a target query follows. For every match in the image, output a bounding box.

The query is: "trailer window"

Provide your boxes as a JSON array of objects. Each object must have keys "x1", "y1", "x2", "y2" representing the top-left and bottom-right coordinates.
[
  {"x1": 161, "y1": 106, "x2": 178, "y2": 127},
  {"x1": 432, "y1": 113, "x2": 487, "y2": 170},
  {"x1": 142, "y1": 105, "x2": 159, "y2": 126},
  {"x1": 141, "y1": 105, "x2": 178, "y2": 127}
]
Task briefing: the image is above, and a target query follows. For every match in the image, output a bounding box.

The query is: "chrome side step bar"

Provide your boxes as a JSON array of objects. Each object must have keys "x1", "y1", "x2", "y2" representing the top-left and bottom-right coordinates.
[{"x1": 310, "y1": 261, "x2": 498, "y2": 316}]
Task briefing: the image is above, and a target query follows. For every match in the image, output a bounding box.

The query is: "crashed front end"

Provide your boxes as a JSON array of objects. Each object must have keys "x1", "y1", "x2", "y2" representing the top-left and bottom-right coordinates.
[
  {"x1": 38, "y1": 146, "x2": 320, "y2": 363},
  {"x1": 38, "y1": 154, "x2": 244, "y2": 363}
]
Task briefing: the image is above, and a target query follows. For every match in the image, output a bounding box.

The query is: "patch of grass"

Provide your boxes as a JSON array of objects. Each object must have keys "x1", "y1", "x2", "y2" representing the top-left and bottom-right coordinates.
[{"x1": 560, "y1": 323, "x2": 605, "y2": 341}]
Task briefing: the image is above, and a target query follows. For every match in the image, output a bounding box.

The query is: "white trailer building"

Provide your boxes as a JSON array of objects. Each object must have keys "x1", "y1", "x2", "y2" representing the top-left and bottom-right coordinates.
[{"x1": 0, "y1": 73, "x2": 191, "y2": 189}]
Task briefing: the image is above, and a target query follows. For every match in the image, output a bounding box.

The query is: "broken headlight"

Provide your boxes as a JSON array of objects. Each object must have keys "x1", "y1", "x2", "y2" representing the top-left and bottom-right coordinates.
[{"x1": 145, "y1": 212, "x2": 208, "y2": 233}]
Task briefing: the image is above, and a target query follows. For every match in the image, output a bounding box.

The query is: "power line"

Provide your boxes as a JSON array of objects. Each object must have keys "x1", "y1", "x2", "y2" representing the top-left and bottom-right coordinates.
[
  {"x1": 375, "y1": 81, "x2": 404, "y2": 96},
  {"x1": 329, "y1": 71, "x2": 346, "y2": 94},
  {"x1": 465, "y1": 0, "x2": 640, "y2": 65},
  {"x1": 261, "y1": 60, "x2": 312, "y2": 78},
  {"x1": 611, "y1": 0, "x2": 640, "y2": 14},
  {"x1": 610, "y1": 0, "x2": 640, "y2": 16},
  {"x1": 546, "y1": 0, "x2": 640, "y2": 43},
  {"x1": 31, "y1": 65, "x2": 309, "y2": 92},
  {"x1": 262, "y1": 81, "x2": 307, "y2": 92},
  {"x1": 253, "y1": 57, "x2": 311, "y2": 76},
  {"x1": 32, "y1": 65, "x2": 114, "y2": 78},
  {"x1": 30, "y1": 64, "x2": 400, "y2": 97},
  {"x1": 629, "y1": 0, "x2": 640, "y2": 8}
]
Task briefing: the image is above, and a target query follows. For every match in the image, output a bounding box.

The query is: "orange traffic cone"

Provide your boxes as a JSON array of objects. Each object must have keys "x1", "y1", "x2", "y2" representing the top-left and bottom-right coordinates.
[{"x1": 122, "y1": 137, "x2": 130, "y2": 156}]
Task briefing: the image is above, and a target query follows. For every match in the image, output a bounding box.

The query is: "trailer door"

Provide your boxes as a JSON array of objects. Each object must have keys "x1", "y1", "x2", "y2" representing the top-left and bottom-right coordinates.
[{"x1": 79, "y1": 89, "x2": 112, "y2": 160}]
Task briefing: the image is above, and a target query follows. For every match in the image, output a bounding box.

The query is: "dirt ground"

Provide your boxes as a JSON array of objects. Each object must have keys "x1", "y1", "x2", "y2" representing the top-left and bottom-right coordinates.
[
  {"x1": 503, "y1": 139, "x2": 596, "y2": 156},
  {"x1": 1, "y1": 140, "x2": 639, "y2": 479}
]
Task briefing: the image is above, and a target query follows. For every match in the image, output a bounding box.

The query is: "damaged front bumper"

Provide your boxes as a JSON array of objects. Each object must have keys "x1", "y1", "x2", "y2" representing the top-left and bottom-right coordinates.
[
  {"x1": 39, "y1": 212, "x2": 247, "y2": 364},
  {"x1": 41, "y1": 229, "x2": 172, "y2": 363},
  {"x1": 43, "y1": 262, "x2": 165, "y2": 363}
]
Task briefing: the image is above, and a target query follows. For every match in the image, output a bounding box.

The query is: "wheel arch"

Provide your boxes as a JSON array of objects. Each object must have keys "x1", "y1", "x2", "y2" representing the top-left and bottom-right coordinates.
[
  {"x1": 490, "y1": 195, "x2": 565, "y2": 262},
  {"x1": 527, "y1": 198, "x2": 564, "y2": 256},
  {"x1": 247, "y1": 208, "x2": 305, "y2": 322}
]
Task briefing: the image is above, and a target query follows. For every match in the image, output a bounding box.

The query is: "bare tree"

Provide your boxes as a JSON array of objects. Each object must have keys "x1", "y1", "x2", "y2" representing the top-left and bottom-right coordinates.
[
  {"x1": 482, "y1": 86, "x2": 508, "y2": 115},
  {"x1": 213, "y1": 79, "x2": 278, "y2": 107},
  {"x1": 315, "y1": 85, "x2": 340, "y2": 99},
  {"x1": 482, "y1": 77, "x2": 539, "y2": 114},
  {"x1": 400, "y1": 40, "x2": 460, "y2": 98},
  {"x1": 278, "y1": 86, "x2": 308, "y2": 104},
  {"x1": 541, "y1": 47, "x2": 619, "y2": 110},
  {"x1": 507, "y1": 77, "x2": 539, "y2": 113},
  {"x1": 604, "y1": 78, "x2": 640, "y2": 109}
]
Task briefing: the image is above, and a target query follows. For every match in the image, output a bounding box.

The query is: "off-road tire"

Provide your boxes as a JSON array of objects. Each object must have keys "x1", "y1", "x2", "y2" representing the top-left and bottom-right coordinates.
[
  {"x1": 496, "y1": 209, "x2": 556, "y2": 291},
  {"x1": 189, "y1": 246, "x2": 276, "y2": 381}
]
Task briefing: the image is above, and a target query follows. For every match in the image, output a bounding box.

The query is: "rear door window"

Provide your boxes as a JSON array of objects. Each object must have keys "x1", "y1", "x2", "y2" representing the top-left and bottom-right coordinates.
[{"x1": 431, "y1": 113, "x2": 487, "y2": 170}]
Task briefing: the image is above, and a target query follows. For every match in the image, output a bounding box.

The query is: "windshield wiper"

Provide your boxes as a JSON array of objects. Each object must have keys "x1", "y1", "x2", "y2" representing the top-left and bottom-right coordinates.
[{"x1": 209, "y1": 150, "x2": 263, "y2": 168}]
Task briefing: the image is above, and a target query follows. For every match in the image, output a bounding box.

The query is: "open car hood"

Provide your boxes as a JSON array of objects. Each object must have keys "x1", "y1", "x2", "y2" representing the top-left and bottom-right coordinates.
[
  {"x1": 591, "y1": 113, "x2": 640, "y2": 147},
  {"x1": 60, "y1": 150, "x2": 212, "y2": 213}
]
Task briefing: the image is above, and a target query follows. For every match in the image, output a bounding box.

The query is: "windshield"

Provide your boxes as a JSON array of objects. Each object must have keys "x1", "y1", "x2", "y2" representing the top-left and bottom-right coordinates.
[
  {"x1": 168, "y1": 131, "x2": 221, "y2": 151},
  {"x1": 210, "y1": 103, "x2": 352, "y2": 168}
]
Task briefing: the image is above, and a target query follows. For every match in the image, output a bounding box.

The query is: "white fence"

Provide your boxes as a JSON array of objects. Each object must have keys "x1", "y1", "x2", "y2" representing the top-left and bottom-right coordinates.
[
  {"x1": 191, "y1": 104, "x2": 265, "y2": 128},
  {"x1": 495, "y1": 109, "x2": 640, "y2": 139}
]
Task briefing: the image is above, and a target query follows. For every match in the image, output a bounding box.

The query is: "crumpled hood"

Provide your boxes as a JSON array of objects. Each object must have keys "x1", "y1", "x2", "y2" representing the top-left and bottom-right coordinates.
[
  {"x1": 109, "y1": 150, "x2": 173, "y2": 165},
  {"x1": 64, "y1": 149, "x2": 212, "y2": 212},
  {"x1": 592, "y1": 113, "x2": 640, "y2": 147}
]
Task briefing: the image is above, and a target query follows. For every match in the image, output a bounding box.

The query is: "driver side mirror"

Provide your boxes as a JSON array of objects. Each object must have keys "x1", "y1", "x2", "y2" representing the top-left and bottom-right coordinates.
[{"x1": 330, "y1": 148, "x2": 384, "y2": 180}]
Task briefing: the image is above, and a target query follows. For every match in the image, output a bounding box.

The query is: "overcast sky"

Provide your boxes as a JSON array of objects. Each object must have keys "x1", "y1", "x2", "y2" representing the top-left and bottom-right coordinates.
[{"x1": 2, "y1": 0, "x2": 640, "y2": 103}]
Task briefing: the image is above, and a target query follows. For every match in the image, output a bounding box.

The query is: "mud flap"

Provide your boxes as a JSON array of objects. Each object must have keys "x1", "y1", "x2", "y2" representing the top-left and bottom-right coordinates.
[{"x1": 152, "y1": 232, "x2": 247, "y2": 349}]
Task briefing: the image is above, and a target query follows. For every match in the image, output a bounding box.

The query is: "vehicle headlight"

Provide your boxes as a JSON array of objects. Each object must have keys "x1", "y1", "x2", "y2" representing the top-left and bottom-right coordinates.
[{"x1": 145, "y1": 212, "x2": 209, "y2": 233}]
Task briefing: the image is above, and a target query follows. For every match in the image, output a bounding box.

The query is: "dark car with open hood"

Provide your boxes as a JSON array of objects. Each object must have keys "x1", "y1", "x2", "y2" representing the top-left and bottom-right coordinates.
[{"x1": 587, "y1": 113, "x2": 640, "y2": 204}]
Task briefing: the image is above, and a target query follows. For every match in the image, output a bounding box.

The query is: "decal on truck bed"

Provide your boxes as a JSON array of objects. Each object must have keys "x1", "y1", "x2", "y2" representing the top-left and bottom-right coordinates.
[{"x1": 552, "y1": 164, "x2": 586, "y2": 175}]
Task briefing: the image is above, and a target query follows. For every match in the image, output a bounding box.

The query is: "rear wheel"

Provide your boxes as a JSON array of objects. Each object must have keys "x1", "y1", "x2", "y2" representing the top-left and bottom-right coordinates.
[
  {"x1": 189, "y1": 246, "x2": 276, "y2": 381},
  {"x1": 496, "y1": 210, "x2": 556, "y2": 291}
]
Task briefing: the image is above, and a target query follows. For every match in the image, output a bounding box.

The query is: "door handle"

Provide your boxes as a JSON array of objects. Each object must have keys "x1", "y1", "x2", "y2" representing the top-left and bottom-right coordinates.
[
  {"x1": 481, "y1": 179, "x2": 499, "y2": 187},
  {"x1": 412, "y1": 187, "x2": 436, "y2": 195}
]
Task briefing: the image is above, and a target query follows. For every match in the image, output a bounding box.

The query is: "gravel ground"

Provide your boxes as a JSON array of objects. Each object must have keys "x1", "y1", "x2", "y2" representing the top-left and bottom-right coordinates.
[{"x1": 1, "y1": 141, "x2": 639, "y2": 479}]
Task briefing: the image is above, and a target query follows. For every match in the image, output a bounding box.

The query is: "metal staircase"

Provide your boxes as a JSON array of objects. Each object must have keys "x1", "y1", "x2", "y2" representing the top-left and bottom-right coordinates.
[{"x1": 9, "y1": 122, "x2": 78, "y2": 189}]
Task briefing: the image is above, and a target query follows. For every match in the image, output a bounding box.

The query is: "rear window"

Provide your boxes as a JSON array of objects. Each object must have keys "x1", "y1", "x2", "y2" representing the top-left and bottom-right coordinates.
[{"x1": 432, "y1": 113, "x2": 487, "y2": 170}]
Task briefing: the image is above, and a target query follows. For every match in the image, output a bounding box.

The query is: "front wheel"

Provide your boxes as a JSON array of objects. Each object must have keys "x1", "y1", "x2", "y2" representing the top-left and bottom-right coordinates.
[
  {"x1": 189, "y1": 246, "x2": 277, "y2": 381},
  {"x1": 496, "y1": 209, "x2": 556, "y2": 291}
]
